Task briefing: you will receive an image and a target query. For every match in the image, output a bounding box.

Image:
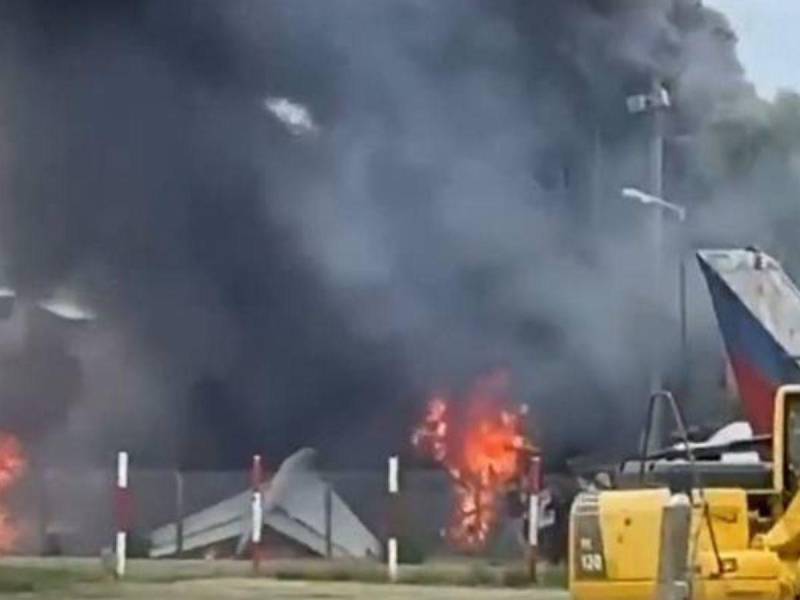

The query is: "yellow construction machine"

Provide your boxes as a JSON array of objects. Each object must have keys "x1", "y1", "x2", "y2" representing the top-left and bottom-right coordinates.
[{"x1": 569, "y1": 386, "x2": 800, "y2": 600}]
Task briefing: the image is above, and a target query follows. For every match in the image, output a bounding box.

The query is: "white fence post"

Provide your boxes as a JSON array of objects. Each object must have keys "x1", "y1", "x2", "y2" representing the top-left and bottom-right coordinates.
[
  {"x1": 251, "y1": 454, "x2": 264, "y2": 573},
  {"x1": 115, "y1": 451, "x2": 129, "y2": 578},
  {"x1": 387, "y1": 455, "x2": 399, "y2": 582}
]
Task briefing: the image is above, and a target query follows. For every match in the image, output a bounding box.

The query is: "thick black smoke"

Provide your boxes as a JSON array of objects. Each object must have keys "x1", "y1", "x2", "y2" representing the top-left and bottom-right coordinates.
[{"x1": 0, "y1": 1, "x2": 760, "y2": 467}]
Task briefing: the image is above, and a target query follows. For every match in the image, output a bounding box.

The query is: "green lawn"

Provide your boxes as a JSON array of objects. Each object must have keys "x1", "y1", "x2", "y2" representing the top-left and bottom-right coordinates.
[{"x1": 0, "y1": 557, "x2": 569, "y2": 599}]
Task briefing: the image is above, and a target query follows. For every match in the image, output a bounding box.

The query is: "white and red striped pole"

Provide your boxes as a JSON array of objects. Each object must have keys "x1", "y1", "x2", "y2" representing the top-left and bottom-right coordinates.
[
  {"x1": 115, "y1": 451, "x2": 129, "y2": 578},
  {"x1": 387, "y1": 455, "x2": 399, "y2": 583},
  {"x1": 527, "y1": 454, "x2": 542, "y2": 583},
  {"x1": 251, "y1": 454, "x2": 264, "y2": 574}
]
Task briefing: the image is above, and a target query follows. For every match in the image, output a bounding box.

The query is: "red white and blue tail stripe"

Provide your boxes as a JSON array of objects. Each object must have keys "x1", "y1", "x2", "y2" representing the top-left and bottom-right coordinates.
[{"x1": 698, "y1": 249, "x2": 800, "y2": 433}]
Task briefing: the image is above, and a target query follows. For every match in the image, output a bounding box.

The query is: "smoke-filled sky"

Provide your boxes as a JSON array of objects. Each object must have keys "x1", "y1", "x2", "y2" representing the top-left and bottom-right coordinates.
[{"x1": 0, "y1": 0, "x2": 787, "y2": 469}]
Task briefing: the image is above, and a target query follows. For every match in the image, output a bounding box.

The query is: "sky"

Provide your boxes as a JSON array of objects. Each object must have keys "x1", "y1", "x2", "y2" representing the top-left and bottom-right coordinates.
[{"x1": 706, "y1": 0, "x2": 800, "y2": 99}]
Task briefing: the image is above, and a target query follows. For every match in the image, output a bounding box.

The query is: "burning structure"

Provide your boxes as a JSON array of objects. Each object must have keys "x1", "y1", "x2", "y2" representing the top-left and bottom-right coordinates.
[{"x1": 412, "y1": 370, "x2": 538, "y2": 551}]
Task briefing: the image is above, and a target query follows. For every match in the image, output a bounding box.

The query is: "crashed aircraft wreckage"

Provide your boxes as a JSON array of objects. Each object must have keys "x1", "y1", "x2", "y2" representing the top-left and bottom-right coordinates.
[{"x1": 149, "y1": 448, "x2": 381, "y2": 559}]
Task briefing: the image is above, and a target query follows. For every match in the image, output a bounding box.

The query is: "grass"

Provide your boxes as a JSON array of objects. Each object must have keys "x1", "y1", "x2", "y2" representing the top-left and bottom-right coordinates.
[
  {"x1": 265, "y1": 558, "x2": 566, "y2": 588},
  {"x1": 0, "y1": 557, "x2": 567, "y2": 596},
  {"x1": 0, "y1": 564, "x2": 104, "y2": 593},
  {"x1": 401, "y1": 562, "x2": 565, "y2": 588}
]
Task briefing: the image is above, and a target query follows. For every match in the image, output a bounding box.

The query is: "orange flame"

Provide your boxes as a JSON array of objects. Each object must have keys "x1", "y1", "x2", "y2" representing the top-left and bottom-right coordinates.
[
  {"x1": 0, "y1": 433, "x2": 26, "y2": 553},
  {"x1": 412, "y1": 370, "x2": 535, "y2": 550}
]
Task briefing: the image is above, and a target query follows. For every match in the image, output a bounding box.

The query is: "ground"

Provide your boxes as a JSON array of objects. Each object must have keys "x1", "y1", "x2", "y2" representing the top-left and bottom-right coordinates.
[
  {"x1": 0, "y1": 558, "x2": 570, "y2": 600},
  {"x1": 24, "y1": 579, "x2": 569, "y2": 600}
]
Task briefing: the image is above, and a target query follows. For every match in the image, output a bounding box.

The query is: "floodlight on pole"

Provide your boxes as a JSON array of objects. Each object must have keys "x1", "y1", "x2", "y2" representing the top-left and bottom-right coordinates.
[
  {"x1": 626, "y1": 77, "x2": 672, "y2": 453},
  {"x1": 626, "y1": 86, "x2": 671, "y2": 114}
]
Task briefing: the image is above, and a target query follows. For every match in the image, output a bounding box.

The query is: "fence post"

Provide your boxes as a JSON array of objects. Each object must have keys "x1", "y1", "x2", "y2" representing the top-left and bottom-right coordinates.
[
  {"x1": 37, "y1": 463, "x2": 49, "y2": 556},
  {"x1": 387, "y1": 455, "x2": 399, "y2": 582},
  {"x1": 251, "y1": 455, "x2": 264, "y2": 574},
  {"x1": 527, "y1": 454, "x2": 542, "y2": 583},
  {"x1": 115, "y1": 451, "x2": 129, "y2": 578},
  {"x1": 174, "y1": 469, "x2": 184, "y2": 556},
  {"x1": 324, "y1": 482, "x2": 333, "y2": 558}
]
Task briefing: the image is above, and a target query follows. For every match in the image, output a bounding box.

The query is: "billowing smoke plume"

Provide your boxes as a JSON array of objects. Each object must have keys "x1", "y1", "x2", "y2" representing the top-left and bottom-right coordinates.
[{"x1": 0, "y1": 1, "x2": 772, "y2": 467}]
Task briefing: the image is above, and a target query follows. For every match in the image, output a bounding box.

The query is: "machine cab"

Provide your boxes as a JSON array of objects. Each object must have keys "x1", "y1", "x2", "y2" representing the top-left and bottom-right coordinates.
[{"x1": 773, "y1": 385, "x2": 800, "y2": 497}]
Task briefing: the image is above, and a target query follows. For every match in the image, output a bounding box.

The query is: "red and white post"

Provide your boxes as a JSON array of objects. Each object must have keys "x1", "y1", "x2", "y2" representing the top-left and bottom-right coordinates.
[
  {"x1": 251, "y1": 454, "x2": 264, "y2": 574},
  {"x1": 115, "y1": 451, "x2": 129, "y2": 578},
  {"x1": 387, "y1": 455, "x2": 399, "y2": 583},
  {"x1": 527, "y1": 454, "x2": 542, "y2": 582}
]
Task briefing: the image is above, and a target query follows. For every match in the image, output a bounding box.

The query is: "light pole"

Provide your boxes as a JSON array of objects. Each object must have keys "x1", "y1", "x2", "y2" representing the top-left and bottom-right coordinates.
[
  {"x1": 626, "y1": 78, "x2": 673, "y2": 450},
  {"x1": 622, "y1": 186, "x2": 687, "y2": 450}
]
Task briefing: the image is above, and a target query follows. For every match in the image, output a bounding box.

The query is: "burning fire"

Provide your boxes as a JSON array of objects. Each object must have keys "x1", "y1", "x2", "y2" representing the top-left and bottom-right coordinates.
[
  {"x1": 0, "y1": 433, "x2": 26, "y2": 553},
  {"x1": 412, "y1": 370, "x2": 536, "y2": 550}
]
